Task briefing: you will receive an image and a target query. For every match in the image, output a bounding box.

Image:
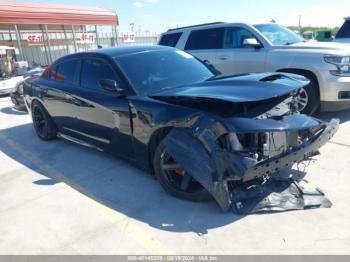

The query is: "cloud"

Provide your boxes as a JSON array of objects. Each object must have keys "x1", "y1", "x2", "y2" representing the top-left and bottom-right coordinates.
[
  {"x1": 132, "y1": 0, "x2": 160, "y2": 8},
  {"x1": 132, "y1": 1, "x2": 143, "y2": 8}
]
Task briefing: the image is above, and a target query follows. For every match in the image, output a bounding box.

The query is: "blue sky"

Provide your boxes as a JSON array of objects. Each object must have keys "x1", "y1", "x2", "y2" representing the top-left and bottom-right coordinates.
[{"x1": 25, "y1": 0, "x2": 350, "y2": 32}]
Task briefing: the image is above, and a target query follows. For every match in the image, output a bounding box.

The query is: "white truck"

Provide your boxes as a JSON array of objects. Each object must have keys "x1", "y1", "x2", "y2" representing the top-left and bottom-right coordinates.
[{"x1": 159, "y1": 22, "x2": 350, "y2": 114}]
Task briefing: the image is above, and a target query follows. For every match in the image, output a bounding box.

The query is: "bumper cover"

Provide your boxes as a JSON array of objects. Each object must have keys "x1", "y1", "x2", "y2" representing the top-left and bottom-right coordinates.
[
  {"x1": 163, "y1": 117, "x2": 339, "y2": 211},
  {"x1": 242, "y1": 118, "x2": 339, "y2": 182}
]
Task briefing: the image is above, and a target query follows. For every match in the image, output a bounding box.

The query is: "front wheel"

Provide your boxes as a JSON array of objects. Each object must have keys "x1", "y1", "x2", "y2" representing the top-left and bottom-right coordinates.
[
  {"x1": 31, "y1": 101, "x2": 57, "y2": 140},
  {"x1": 295, "y1": 80, "x2": 320, "y2": 115},
  {"x1": 153, "y1": 142, "x2": 212, "y2": 202}
]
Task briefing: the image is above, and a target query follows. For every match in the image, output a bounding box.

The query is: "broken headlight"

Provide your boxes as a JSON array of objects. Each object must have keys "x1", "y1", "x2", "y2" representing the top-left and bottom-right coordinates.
[
  {"x1": 217, "y1": 129, "x2": 317, "y2": 161},
  {"x1": 256, "y1": 92, "x2": 300, "y2": 119}
]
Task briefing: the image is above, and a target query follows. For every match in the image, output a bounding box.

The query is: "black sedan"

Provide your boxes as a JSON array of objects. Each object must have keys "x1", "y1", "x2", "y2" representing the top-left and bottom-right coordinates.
[{"x1": 23, "y1": 46, "x2": 339, "y2": 211}]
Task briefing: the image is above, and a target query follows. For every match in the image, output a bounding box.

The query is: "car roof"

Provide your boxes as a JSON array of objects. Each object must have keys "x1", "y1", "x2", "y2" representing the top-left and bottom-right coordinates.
[
  {"x1": 92, "y1": 45, "x2": 174, "y2": 57},
  {"x1": 162, "y1": 22, "x2": 259, "y2": 34},
  {"x1": 53, "y1": 45, "x2": 174, "y2": 64}
]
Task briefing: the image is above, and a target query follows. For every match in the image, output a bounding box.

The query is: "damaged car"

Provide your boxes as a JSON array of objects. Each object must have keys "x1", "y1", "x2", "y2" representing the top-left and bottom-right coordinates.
[{"x1": 23, "y1": 46, "x2": 339, "y2": 213}]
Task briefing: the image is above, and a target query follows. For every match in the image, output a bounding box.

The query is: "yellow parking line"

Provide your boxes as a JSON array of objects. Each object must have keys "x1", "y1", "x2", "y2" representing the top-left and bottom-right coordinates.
[{"x1": 0, "y1": 131, "x2": 175, "y2": 255}]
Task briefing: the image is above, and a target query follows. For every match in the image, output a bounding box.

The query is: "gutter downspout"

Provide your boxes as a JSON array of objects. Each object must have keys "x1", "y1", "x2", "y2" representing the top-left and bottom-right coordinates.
[
  {"x1": 43, "y1": 25, "x2": 53, "y2": 64},
  {"x1": 71, "y1": 25, "x2": 78, "y2": 53},
  {"x1": 14, "y1": 25, "x2": 25, "y2": 61}
]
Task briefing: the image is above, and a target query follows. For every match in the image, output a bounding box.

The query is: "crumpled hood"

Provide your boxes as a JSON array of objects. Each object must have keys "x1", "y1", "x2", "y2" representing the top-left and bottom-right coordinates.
[{"x1": 149, "y1": 72, "x2": 309, "y2": 104}]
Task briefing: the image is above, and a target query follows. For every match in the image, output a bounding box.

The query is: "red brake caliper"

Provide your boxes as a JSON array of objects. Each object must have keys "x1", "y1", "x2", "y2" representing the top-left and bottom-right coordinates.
[{"x1": 175, "y1": 168, "x2": 186, "y2": 176}]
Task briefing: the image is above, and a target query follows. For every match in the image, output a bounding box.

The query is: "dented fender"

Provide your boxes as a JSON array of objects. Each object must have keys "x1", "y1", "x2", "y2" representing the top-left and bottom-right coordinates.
[{"x1": 163, "y1": 115, "x2": 339, "y2": 211}]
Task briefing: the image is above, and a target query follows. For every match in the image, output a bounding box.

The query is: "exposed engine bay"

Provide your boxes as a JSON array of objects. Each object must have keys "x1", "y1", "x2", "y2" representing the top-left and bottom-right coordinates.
[{"x1": 161, "y1": 87, "x2": 339, "y2": 213}]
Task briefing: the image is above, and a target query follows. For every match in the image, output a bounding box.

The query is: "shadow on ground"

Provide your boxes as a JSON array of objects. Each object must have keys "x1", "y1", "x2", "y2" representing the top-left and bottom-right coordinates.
[
  {"x1": 0, "y1": 123, "x2": 306, "y2": 234},
  {"x1": 316, "y1": 108, "x2": 350, "y2": 124},
  {"x1": 1, "y1": 106, "x2": 27, "y2": 116}
]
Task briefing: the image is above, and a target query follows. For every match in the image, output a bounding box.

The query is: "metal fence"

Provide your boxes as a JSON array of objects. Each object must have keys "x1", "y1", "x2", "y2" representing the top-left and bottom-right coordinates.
[{"x1": 1, "y1": 31, "x2": 159, "y2": 67}]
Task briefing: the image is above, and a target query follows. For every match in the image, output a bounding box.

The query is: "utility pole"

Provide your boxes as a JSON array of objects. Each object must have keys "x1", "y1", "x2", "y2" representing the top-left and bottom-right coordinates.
[{"x1": 298, "y1": 14, "x2": 302, "y2": 33}]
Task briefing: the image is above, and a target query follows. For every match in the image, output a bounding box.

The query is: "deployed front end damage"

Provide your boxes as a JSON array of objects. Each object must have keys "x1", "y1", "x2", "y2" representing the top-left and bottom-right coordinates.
[{"x1": 163, "y1": 115, "x2": 339, "y2": 213}]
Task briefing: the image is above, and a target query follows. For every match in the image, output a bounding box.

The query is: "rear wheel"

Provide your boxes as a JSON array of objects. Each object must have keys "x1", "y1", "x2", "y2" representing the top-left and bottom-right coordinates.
[
  {"x1": 153, "y1": 142, "x2": 212, "y2": 202},
  {"x1": 31, "y1": 101, "x2": 57, "y2": 140}
]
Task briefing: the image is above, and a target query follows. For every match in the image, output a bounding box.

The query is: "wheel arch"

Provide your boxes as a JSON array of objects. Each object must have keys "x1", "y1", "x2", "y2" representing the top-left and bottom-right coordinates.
[
  {"x1": 30, "y1": 97, "x2": 45, "y2": 109},
  {"x1": 148, "y1": 126, "x2": 174, "y2": 172},
  {"x1": 276, "y1": 68, "x2": 320, "y2": 97}
]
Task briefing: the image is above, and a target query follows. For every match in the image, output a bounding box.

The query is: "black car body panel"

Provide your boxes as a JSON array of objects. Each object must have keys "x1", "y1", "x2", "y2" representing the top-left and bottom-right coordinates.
[
  {"x1": 23, "y1": 46, "x2": 339, "y2": 211},
  {"x1": 150, "y1": 73, "x2": 309, "y2": 103}
]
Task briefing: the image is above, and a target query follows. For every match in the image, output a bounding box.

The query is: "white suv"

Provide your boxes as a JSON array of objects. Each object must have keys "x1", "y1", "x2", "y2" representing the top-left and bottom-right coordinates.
[{"x1": 159, "y1": 22, "x2": 350, "y2": 114}]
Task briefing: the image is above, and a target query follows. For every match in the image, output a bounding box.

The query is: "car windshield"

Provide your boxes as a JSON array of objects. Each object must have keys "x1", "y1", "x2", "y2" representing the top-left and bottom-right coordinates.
[
  {"x1": 115, "y1": 49, "x2": 214, "y2": 95},
  {"x1": 254, "y1": 24, "x2": 304, "y2": 46}
]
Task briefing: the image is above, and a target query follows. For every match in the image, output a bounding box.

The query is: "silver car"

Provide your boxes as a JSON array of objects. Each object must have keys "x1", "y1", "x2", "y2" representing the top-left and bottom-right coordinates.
[{"x1": 159, "y1": 22, "x2": 350, "y2": 114}]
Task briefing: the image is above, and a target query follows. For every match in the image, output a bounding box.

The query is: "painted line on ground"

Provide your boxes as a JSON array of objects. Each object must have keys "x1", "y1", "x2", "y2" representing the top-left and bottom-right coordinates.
[
  {"x1": 329, "y1": 141, "x2": 350, "y2": 148},
  {"x1": 0, "y1": 131, "x2": 175, "y2": 255}
]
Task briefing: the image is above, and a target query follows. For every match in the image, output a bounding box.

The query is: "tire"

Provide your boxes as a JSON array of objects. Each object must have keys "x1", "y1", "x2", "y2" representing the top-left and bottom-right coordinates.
[
  {"x1": 297, "y1": 79, "x2": 320, "y2": 115},
  {"x1": 153, "y1": 142, "x2": 212, "y2": 202},
  {"x1": 31, "y1": 101, "x2": 57, "y2": 140}
]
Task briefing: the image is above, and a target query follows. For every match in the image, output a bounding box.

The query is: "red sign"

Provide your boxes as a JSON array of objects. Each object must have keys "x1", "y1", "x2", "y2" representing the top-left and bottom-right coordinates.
[
  {"x1": 123, "y1": 33, "x2": 135, "y2": 43},
  {"x1": 26, "y1": 33, "x2": 44, "y2": 45},
  {"x1": 79, "y1": 33, "x2": 95, "y2": 43}
]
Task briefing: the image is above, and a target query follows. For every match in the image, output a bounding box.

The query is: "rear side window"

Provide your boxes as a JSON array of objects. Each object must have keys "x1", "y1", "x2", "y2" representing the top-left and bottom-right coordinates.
[
  {"x1": 336, "y1": 20, "x2": 350, "y2": 38},
  {"x1": 55, "y1": 60, "x2": 79, "y2": 84},
  {"x1": 224, "y1": 27, "x2": 256, "y2": 48},
  {"x1": 159, "y1": 33, "x2": 182, "y2": 47},
  {"x1": 80, "y1": 59, "x2": 117, "y2": 91},
  {"x1": 185, "y1": 28, "x2": 224, "y2": 50}
]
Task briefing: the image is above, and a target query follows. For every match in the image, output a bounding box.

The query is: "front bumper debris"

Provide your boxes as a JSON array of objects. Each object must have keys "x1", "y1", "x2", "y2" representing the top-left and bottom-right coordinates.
[
  {"x1": 231, "y1": 178, "x2": 332, "y2": 214},
  {"x1": 163, "y1": 117, "x2": 339, "y2": 212}
]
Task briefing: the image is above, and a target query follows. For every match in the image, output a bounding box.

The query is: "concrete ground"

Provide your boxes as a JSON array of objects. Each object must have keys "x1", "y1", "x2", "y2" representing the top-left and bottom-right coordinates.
[{"x1": 0, "y1": 96, "x2": 350, "y2": 255}]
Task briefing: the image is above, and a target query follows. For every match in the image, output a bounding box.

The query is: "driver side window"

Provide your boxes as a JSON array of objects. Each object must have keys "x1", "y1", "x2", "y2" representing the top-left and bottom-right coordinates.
[
  {"x1": 224, "y1": 27, "x2": 256, "y2": 48},
  {"x1": 80, "y1": 59, "x2": 117, "y2": 91}
]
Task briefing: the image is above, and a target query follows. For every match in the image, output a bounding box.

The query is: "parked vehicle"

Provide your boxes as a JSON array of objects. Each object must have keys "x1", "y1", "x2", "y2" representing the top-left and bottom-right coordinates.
[
  {"x1": 11, "y1": 67, "x2": 45, "y2": 110},
  {"x1": 334, "y1": 17, "x2": 350, "y2": 43},
  {"x1": 302, "y1": 30, "x2": 332, "y2": 42},
  {"x1": 0, "y1": 46, "x2": 29, "y2": 77},
  {"x1": 159, "y1": 22, "x2": 350, "y2": 114},
  {"x1": 23, "y1": 46, "x2": 338, "y2": 211},
  {"x1": 0, "y1": 75, "x2": 23, "y2": 96},
  {"x1": 0, "y1": 46, "x2": 30, "y2": 96}
]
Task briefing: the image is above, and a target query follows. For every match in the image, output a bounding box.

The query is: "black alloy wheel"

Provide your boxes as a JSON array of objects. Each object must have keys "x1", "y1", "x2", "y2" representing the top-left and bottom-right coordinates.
[
  {"x1": 31, "y1": 101, "x2": 57, "y2": 140},
  {"x1": 153, "y1": 142, "x2": 212, "y2": 202}
]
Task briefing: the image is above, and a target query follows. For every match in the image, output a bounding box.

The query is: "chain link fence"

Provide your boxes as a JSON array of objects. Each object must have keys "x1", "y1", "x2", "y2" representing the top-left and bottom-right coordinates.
[{"x1": 0, "y1": 30, "x2": 159, "y2": 67}]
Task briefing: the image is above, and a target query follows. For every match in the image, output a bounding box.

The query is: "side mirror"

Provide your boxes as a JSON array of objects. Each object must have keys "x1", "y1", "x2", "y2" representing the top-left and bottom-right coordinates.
[
  {"x1": 99, "y1": 79, "x2": 126, "y2": 97},
  {"x1": 243, "y1": 38, "x2": 262, "y2": 49}
]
